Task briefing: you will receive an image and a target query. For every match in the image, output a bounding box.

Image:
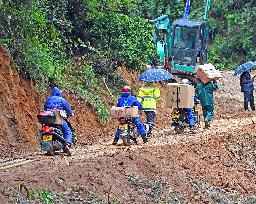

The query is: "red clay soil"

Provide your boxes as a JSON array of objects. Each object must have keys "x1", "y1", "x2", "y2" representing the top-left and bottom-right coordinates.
[
  {"x1": 0, "y1": 45, "x2": 115, "y2": 158},
  {"x1": 0, "y1": 45, "x2": 40, "y2": 157},
  {"x1": 64, "y1": 94, "x2": 115, "y2": 145},
  {"x1": 0, "y1": 121, "x2": 255, "y2": 203},
  {"x1": 1, "y1": 45, "x2": 256, "y2": 203}
]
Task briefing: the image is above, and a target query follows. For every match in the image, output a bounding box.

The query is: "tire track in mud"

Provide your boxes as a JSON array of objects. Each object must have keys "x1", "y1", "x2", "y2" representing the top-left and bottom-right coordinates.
[
  {"x1": 0, "y1": 159, "x2": 34, "y2": 170},
  {"x1": 1, "y1": 116, "x2": 255, "y2": 171},
  {"x1": 71, "y1": 116, "x2": 256, "y2": 159}
]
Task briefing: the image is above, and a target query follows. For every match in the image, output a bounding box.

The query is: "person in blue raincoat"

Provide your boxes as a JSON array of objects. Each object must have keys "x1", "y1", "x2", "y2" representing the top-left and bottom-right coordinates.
[
  {"x1": 112, "y1": 86, "x2": 148, "y2": 145},
  {"x1": 44, "y1": 87, "x2": 73, "y2": 148},
  {"x1": 195, "y1": 80, "x2": 218, "y2": 128},
  {"x1": 240, "y1": 71, "x2": 255, "y2": 111}
]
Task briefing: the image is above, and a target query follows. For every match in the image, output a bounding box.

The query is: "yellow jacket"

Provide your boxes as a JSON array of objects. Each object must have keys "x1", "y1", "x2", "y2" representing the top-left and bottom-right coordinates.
[{"x1": 137, "y1": 86, "x2": 160, "y2": 112}]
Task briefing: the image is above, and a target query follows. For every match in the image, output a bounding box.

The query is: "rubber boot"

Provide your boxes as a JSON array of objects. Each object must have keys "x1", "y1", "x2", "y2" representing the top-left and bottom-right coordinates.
[
  {"x1": 244, "y1": 101, "x2": 249, "y2": 111},
  {"x1": 250, "y1": 100, "x2": 255, "y2": 111},
  {"x1": 112, "y1": 137, "x2": 119, "y2": 145},
  {"x1": 204, "y1": 121, "x2": 210, "y2": 129},
  {"x1": 63, "y1": 145, "x2": 71, "y2": 156},
  {"x1": 148, "y1": 125, "x2": 154, "y2": 136},
  {"x1": 142, "y1": 134, "x2": 148, "y2": 143}
]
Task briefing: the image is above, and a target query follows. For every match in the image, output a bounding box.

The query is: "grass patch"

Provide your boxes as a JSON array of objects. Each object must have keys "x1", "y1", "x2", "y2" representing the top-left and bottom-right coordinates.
[{"x1": 62, "y1": 63, "x2": 111, "y2": 123}]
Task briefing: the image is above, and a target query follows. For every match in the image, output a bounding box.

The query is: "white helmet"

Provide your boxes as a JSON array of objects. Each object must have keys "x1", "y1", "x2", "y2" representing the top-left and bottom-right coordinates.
[{"x1": 181, "y1": 79, "x2": 190, "y2": 84}]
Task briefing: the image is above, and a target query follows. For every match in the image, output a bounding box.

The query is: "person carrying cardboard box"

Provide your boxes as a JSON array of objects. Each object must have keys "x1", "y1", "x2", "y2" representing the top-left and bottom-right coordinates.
[
  {"x1": 195, "y1": 80, "x2": 218, "y2": 129},
  {"x1": 180, "y1": 79, "x2": 196, "y2": 132},
  {"x1": 166, "y1": 79, "x2": 196, "y2": 133}
]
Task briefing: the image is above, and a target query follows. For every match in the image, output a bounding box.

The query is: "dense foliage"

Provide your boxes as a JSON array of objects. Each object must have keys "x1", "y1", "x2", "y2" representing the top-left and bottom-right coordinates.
[
  {"x1": 208, "y1": 0, "x2": 256, "y2": 69},
  {"x1": 0, "y1": 0, "x2": 255, "y2": 121},
  {"x1": 0, "y1": 0, "x2": 156, "y2": 122}
]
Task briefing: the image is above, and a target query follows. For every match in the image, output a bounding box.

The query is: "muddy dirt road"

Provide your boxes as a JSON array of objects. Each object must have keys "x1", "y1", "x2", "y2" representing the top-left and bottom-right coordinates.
[
  {"x1": 0, "y1": 54, "x2": 256, "y2": 204},
  {"x1": 0, "y1": 111, "x2": 256, "y2": 204}
]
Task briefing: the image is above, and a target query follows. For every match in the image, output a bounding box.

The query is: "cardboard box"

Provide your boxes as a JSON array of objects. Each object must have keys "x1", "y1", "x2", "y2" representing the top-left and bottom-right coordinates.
[
  {"x1": 125, "y1": 106, "x2": 139, "y2": 118},
  {"x1": 52, "y1": 110, "x2": 66, "y2": 125},
  {"x1": 166, "y1": 83, "x2": 195, "y2": 108},
  {"x1": 195, "y1": 63, "x2": 222, "y2": 84},
  {"x1": 110, "y1": 106, "x2": 139, "y2": 118}
]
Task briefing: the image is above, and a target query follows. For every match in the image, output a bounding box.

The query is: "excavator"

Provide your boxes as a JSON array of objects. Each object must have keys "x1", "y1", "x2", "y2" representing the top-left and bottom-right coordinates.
[
  {"x1": 149, "y1": 1, "x2": 213, "y2": 133},
  {"x1": 150, "y1": 0, "x2": 211, "y2": 75}
]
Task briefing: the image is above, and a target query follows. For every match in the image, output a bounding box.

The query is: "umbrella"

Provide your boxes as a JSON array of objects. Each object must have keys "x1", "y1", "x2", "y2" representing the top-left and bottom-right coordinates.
[
  {"x1": 138, "y1": 68, "x2": 173, "y2": 82},
  {"x1": 234, "y1": 61, "x2": 256, "y2": 76}
]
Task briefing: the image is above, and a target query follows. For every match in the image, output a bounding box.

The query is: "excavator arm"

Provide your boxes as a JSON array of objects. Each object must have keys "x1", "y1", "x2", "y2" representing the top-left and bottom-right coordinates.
[
  {"x1": 183, "y1": 0, "x2": 211, "y2": 21},
  {"x1": 183, "y1": 0, "x2": 191, "y2": 20},
  {"x1": 204, "y1": 0, "x2": 211, "y2": 21}
]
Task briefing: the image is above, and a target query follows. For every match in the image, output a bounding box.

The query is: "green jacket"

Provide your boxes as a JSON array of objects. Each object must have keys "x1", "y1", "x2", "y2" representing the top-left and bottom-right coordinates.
[{"x1": 195, "y1": 81, "x2": 218, "y2": 106}]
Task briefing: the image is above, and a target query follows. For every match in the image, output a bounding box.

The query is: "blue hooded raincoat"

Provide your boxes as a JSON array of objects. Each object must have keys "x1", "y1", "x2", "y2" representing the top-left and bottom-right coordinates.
[
  {"x1": 115, "y1": 92, "x2": 146, "y2": 140},
  {"x1": 44, "y1": 87, "x2": 73, "y2": 144}
]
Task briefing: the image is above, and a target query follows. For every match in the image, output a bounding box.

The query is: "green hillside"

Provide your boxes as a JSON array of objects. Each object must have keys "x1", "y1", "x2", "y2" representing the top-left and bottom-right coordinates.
[{"x1": 0, "y1": 0, "x2": 255, "y2": 121}]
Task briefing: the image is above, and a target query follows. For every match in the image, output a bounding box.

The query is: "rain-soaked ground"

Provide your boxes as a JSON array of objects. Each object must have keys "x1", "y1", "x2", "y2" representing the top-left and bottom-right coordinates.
[{"x1": 0, "y1": 50, "x2": 256, "y2": 204}]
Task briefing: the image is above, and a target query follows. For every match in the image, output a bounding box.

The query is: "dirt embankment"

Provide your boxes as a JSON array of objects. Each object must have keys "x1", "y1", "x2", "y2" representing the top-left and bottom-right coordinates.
[
  {"x1": 1, "y1": 45, "x2": 256, "y2": 204},
  {"x1": 0, "y1": 45, "x2": 114, "y2": 158},
  {"x1": 0, "y1": 45, "x2": 41, "y2": 157}
]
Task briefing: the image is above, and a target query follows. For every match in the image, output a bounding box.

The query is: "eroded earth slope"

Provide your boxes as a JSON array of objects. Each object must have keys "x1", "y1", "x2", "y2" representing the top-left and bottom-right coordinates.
[{"x1": 0, "y1": 45, "x2": 256, "y2": 203}]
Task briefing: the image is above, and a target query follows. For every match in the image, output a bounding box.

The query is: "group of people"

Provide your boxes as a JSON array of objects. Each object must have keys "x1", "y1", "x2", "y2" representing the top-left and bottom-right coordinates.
[
  {"x1": 112, "y1": 83, "x2": 161, "y2": 144},
  {"x1": 112, "y1": 76, "x2": 219, "y2": 144},
  {"x1": 43, "y1": 69, "x2": 255, "y2": 148}
]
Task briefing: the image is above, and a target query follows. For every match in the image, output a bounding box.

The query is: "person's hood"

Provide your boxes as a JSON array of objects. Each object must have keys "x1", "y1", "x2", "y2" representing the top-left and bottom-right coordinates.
[
  {"x1": 51, "y1": 87, "x2": 62, "y2": 97},
  {"x1": 121, "y1": 92, "x2": 131, "y2": 98}
]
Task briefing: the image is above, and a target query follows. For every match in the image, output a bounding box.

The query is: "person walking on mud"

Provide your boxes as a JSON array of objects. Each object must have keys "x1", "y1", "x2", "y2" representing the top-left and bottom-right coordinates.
[
  {"x1": 137, "y1": 82, "x2": 161, "y2": 136},
  {"x1": 195, "y1": 80, "x2": 218, "y2": 129},
  {"x1": 240, "y1": 70, "x2": 255, "y2": 111}
]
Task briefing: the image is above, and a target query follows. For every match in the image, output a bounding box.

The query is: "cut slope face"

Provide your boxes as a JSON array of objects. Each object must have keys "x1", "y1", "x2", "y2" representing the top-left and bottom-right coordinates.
[
  {"x1": 0, "y1": 45, "x2": 40, "y2": 157},
  {"x1": 0, "y1": 45, "x2": 115, "y2": 158}
]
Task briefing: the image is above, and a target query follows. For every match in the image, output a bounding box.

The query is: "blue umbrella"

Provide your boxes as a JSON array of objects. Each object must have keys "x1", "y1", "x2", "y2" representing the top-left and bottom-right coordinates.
[
  {"x1": 138, "y1": 68, "x2": 173, "y2": 82},
  {"x1": 234, "y1": 61, "x2": 256, "y2": 76}
]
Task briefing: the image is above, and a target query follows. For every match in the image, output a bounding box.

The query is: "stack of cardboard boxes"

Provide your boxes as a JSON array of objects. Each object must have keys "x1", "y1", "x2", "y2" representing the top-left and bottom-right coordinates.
[
  {"x1": 166, "y1": 64, "x2": 221, "y2": 109},
  {"x1": 166, "y1": 83, "x2": 195, "y2": 109}
]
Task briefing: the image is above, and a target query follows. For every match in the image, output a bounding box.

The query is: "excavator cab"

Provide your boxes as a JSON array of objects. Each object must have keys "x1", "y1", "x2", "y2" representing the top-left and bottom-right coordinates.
[{"x1": 171, "y1": 19, "x2": 209, "y2": 73}]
